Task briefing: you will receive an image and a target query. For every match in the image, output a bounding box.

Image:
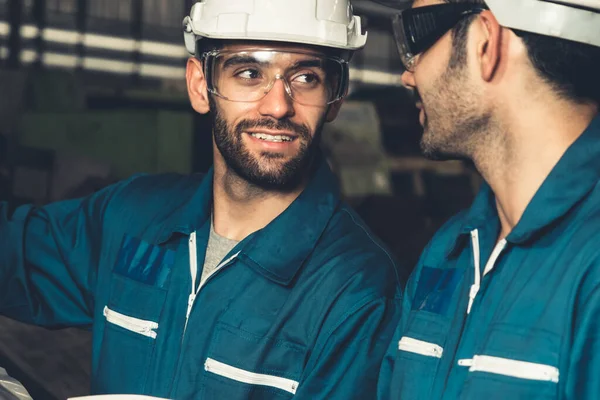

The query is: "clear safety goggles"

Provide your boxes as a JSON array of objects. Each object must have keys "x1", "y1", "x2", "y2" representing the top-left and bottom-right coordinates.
[
  {"x1": 392, "y1": 3, "x2": 487, "y2": 72},
  {"x1": 201, "y1": 49, "x2": 349, "y2": 107}
]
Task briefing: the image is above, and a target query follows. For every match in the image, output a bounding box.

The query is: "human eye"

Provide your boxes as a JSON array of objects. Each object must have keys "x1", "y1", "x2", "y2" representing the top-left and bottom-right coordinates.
[
  {"x1": 235, "y1": 68, "x2": 261, "y2": 80},
  {"x1": 291, "y1": 71, "x2": 323, "y2": 87},
  {"x1": 231, "y1": 67, "x2": 266, "y2": 87}
]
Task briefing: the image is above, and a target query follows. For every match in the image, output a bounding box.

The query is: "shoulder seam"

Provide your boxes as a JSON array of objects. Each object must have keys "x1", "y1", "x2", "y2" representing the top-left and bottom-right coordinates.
[
  {"x1": 309, "y1": 292, "x2": 389, "y2": 365},
  {"x1": 340, "y1": 208, "x2": 399, "y2": 279}
]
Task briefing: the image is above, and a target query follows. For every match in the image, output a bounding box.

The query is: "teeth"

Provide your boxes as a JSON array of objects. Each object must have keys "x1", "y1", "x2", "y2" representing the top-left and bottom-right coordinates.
[{"x1": 250, "y1": 133, "x2": 293, "y2": 142}]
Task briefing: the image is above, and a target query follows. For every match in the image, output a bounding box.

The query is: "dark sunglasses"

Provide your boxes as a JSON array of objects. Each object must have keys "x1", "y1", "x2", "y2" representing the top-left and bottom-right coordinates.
[{"x1": 392, "y1": 3, "x2": 488, "y2": 71}]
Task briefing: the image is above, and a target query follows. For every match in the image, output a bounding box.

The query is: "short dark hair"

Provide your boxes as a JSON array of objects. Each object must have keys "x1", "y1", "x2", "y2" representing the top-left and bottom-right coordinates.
[
  {"x1": 195, "y1": 38, "x2": 222, "y2": 59},
  {"x1": 446, "y1": 0, "x2": 600, "y2": 106}
]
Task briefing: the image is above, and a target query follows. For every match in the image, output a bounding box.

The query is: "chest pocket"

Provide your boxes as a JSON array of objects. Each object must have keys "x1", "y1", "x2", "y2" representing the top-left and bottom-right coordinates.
[
  {"x1": 391, "y1": 310, "x2": 450, "y2": 400},
  {"x1": 390, "y1": 265, "x2": 461, "y2": 400},
  {"x1": 200, "y1": 322, "x2": 305, "y2": 400},
  {"x1": 459, "y1": 324, "x2": 561, "y2": 399},
  {"x1": 95, "y1": 236, "x2": 173, "y2": 395}
]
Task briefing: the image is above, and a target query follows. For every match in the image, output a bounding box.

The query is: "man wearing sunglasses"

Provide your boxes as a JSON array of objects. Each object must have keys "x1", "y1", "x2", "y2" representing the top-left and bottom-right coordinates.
[
  {"x1": 0, "y1": 0, "x2": 402, "y2": 398},
  {"x1": 375, "y1": 0, "x2": 600, "y2": 399}
]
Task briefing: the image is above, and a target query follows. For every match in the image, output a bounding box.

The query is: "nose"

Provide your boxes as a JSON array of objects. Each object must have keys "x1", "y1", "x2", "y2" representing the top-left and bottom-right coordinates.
[
  {"x1": 257, "y1": 78, "x2": 295, "y2": 119},
  {"x1": 401, "y1": 69, "x2": 416, "y2": 89}
]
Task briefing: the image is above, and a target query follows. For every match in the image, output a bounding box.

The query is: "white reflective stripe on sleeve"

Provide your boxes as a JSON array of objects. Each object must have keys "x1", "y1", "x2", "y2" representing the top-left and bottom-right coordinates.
[
  {"x1": 398, "y1": 336, "x2": 443, "y2": 358},
  {"x1": 469, "y1": 355, "x2": 559, "y2": 383},
  {"x1": 204, "y1": 358, "x2": 299, "y2": 394}
]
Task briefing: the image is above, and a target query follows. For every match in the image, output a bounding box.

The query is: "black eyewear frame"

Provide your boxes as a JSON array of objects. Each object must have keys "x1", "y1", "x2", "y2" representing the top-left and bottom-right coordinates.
[{"x1": 392, "y1": 3, "x2": 488, "y2": 70}]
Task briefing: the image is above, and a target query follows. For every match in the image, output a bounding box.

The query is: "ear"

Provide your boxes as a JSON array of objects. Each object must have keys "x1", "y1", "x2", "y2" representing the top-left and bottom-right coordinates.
[
  {"x1": 325, "y1": 99, "x2": 344, "y2": 122},
  {"x1": 186, "y1": 57, "x2": 211, "y2": 114},
  {"x1": 475, "y1": 10, "x2": 502, "y2": 82}
]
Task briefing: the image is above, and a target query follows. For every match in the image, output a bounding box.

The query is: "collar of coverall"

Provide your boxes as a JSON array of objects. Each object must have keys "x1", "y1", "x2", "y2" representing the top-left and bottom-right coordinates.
[
  {"x1": 156, "y1": 152, "x2": 341, "y2": 286},
  {"x1": 445, "y1": 114, "x2": 600, "y2": 259}
]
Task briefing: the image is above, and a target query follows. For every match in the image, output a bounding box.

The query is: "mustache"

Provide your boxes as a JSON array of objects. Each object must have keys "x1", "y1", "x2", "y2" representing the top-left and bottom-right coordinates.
[
  {"x1": 412, "y1": 88, "x2": 423, "y2": 105},
  {"x1": 235, "y1": 118, "x2": 311, "y2": 139}
]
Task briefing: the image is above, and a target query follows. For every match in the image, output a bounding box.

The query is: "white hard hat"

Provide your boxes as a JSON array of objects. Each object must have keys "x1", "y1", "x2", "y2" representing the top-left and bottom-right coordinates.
[
  {"x1": 372, "y1": 0, "x2": 600, "y2": 47},
  {"x1": 183, "y1": 0, "x2": 368, "y2": 56},
  {"x1": 486, "y1": 0, "x2": 600, "y2": 47}
]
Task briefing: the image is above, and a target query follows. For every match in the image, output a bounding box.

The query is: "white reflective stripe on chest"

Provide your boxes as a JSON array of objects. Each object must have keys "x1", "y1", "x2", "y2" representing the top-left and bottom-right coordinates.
[
  {"x1": 468, "y1": 355, "x2": 559, "y2": 383},
  {"x1": 204, "y1": 357, "x2": 299, "y2": 394},
  {"x1": 467, "y1": 229, "x2": 507, "y2": 314},
  {"x1": 398, "y1": 336, "x2": 443, "y2": 358},
  {"x1": 103, "y1": 306, "x2": 159, "y2": 339},
  {"x1": 457, "y1": 359, "x2": 473, "y2": 367},
  {"x1": 184, "y1": 231, "x2": 240, "y2": 335}
]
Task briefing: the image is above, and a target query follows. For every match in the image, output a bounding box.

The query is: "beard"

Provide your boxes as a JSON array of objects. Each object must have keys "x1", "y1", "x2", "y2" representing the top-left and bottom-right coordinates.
[
  {"x1": 210, "y1": 99, "x2": 324, "y2": 191},
  {"x1": 418, "y1": 61, "x2": 492, "y2": 162}
]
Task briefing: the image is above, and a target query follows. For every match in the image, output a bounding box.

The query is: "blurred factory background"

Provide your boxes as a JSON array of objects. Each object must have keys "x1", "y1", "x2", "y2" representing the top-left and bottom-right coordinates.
[{"x1": 0, "y1": 1, "x2": 481, "y2": 398}]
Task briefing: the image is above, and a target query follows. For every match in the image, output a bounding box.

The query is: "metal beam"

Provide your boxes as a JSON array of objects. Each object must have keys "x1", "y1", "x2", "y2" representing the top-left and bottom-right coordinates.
[
  {"x1": 6, "y1": 0, "x2": 21, "y2": 69},
  {"x1": 130, "y1": 0, "x2": 143, "y2": 83},
  {"x1": 75, "y1": 0, "x2": 87, "y2": 70},
  {"x1": 32, "y1": 0, "x2": 46, "y2": 69},
  {"x1": 353, "y1": 0, "x2": 403, "y2": 17}
]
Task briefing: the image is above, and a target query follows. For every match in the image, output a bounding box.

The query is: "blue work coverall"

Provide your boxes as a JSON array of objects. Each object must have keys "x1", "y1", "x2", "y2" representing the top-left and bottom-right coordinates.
[
  {"x1": 379, "y1": 115, "x2": 600, "y2": 399},
  {"x1": 0, "y1": 159, "x2": 401, "y2": 399}
]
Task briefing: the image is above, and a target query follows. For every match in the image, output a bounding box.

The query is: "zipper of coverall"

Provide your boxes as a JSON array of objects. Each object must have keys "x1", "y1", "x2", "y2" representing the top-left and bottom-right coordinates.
[
  {"x1": 169, "y1": 231, "x2": 240, "y2": 397},
  {"x1": 182, "y1": 231, "x2": 240, "y2": 337},
  {"x1": 440, "y1": 229, "x2": 509, "y2": 396},
  {"x1": 467, "y1": 229, "x2": 507, "y2": 314}
]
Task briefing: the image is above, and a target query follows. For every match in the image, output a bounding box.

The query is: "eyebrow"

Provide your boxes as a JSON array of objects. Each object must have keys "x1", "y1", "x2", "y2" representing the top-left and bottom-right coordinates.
[
  {"x1": 290, "y1": 59, "x2": 325, "y2": 70},
  {"x1": 221, "y1": 55, "x2": 326, "y2": 70},
  {"x1": 222, "y1": 55, "x2": 270, "y2": 69}
]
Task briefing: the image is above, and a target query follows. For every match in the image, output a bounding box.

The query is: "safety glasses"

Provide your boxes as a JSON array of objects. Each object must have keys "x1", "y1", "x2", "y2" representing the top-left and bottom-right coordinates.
[
  {"x1": 201, "y1": 49, "x2": 349, "y2": 107},
  {"x1": 392, "y1": 3, "x2": 488, "y2": 71}
]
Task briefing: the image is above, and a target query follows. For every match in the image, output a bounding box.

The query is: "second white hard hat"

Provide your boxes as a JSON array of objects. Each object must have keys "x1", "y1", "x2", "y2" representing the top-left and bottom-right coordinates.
[
  {"x1": 371, "y1": 0, "x2": 600, "y2": 48},
  {"x1": 486, "y1": 0, "x2": 600, "y2": 47}
]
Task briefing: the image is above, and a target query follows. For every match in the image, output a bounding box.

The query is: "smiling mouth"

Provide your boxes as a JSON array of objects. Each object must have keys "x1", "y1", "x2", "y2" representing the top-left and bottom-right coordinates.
[{"x1": 249, "y1": 132, "x2": 296, "y2": 143}]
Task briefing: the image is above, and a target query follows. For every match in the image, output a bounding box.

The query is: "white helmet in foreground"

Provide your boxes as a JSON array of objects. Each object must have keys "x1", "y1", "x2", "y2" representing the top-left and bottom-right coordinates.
[{"x1": 183, "y1": 0, "x2": 368, "y2": 56}]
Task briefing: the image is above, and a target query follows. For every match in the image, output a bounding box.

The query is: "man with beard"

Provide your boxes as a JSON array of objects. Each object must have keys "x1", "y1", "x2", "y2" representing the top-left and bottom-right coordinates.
[
  {"x1": 374, "y1": 0, "x2": 600, "y2": 399},
  {"x1": 0, "y1": 0, "x2": 401, "y2": 398}
]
